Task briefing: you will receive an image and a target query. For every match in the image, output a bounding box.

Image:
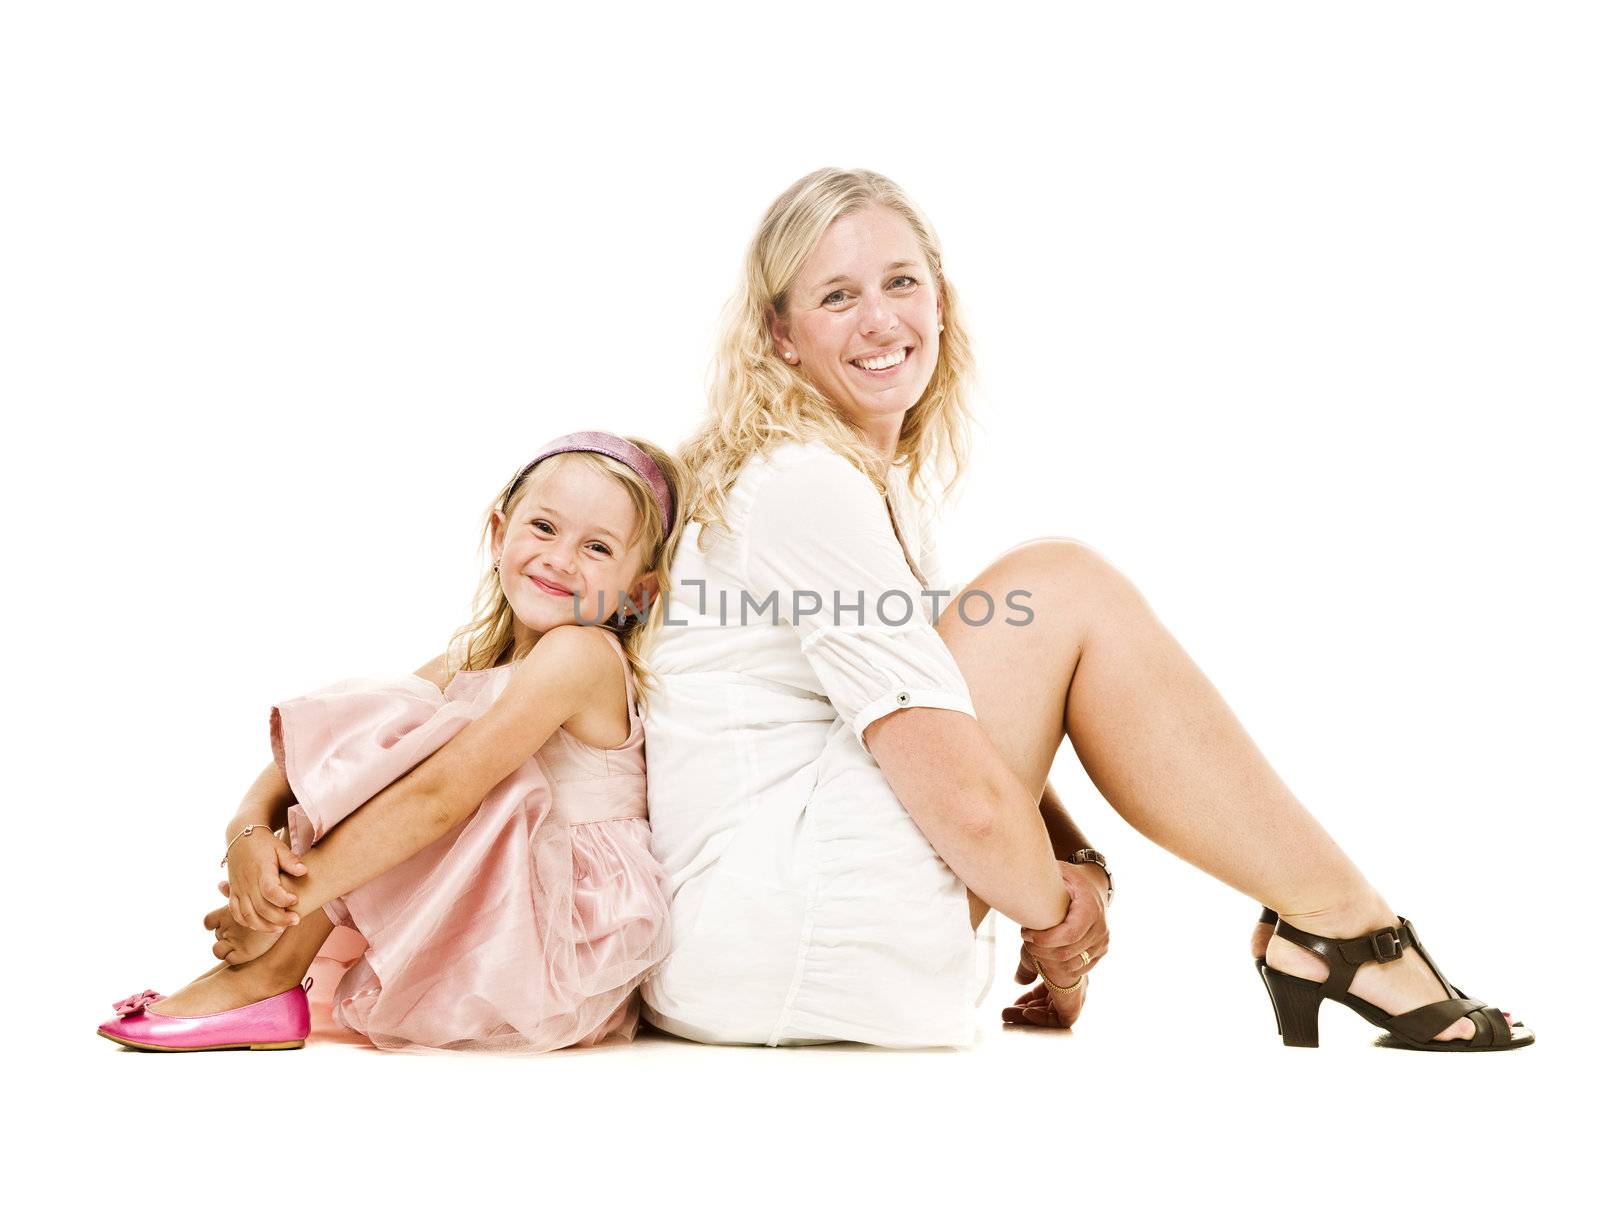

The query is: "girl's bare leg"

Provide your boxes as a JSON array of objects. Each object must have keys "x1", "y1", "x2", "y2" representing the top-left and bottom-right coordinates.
[
  {"x1": 938, "y1": 538, "x2": 1479, "y2": 1041},
  {"x1": 148, "y1": 909, "x2": 335, "y2": 1017}
]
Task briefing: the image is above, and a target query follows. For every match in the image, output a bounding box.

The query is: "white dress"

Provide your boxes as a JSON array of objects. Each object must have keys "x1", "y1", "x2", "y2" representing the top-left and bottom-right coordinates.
[{"x1": 640, "y1": 439, "x2": 998, "y2": 1048}]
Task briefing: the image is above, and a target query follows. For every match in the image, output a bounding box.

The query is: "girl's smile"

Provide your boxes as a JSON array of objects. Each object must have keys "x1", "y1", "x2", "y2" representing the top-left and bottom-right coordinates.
[{"x1": 529, "y1": 574, "x2": 574, "y2": 597}]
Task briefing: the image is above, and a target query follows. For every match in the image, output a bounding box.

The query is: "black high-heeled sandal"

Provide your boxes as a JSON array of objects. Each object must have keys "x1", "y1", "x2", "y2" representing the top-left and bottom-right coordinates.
[{"x1": 1258, "y1": 913, "x2": 1534, "y2": 1051}]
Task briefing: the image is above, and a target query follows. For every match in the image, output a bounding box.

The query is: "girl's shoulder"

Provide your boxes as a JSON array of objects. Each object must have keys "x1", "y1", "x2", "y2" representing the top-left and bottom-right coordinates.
[
  {"x1": 533, "y1": 626, "x2": 634, "y2": 752},
  {"x1": 517, "y1": 624, "x2": 626, "y2": 685},
  {"x1": 440, "y1": 625, "x2": 625, "y2": 703},
  {"x1": 440, "y1": 627, "x2": 631, "y2": 749}
]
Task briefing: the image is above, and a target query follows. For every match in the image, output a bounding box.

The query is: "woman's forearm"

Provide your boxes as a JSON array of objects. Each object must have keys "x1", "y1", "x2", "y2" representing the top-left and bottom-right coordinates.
[
  {"x1": 867, "y1": 711, "x2": 1070, "y2": 929},
  {"x1": 1038, "y1": 779, "x2": 1087, "y2": 858},
  {"x1": 959, "y1": 773, "x2": 1073, "y2": 930},
  {"x1": 1039, "y1": 779, "x2": 1111, "y2": 896}
]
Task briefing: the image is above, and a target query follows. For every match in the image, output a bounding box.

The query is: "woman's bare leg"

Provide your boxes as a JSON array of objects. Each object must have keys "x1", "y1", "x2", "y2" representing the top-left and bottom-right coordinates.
[{"x1": 937, "y1": 538, "x2": 1479, "y2": 1040}]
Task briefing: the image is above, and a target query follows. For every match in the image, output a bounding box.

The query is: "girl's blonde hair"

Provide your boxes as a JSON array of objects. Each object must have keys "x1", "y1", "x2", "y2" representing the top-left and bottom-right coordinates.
[
  {"x1": 446, "y1": 435, "x2": 690, "y2": 707},
  {"x1": 678, "y1": 167, "x2": 978, "y2": 550}
]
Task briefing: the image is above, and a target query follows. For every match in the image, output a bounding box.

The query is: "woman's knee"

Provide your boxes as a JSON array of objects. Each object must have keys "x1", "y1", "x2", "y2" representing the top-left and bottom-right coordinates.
[{"x1": 978, "y1": 537, "x2": 1129, "y2": 605}]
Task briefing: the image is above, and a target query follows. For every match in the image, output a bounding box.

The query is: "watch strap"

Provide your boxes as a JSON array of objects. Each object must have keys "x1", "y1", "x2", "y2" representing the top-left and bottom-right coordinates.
[{"x1": 1066, "y1": 847, "x2": 1114, "y2": 900}]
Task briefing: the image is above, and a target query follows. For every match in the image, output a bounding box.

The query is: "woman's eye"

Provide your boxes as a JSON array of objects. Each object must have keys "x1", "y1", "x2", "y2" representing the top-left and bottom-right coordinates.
[
  {"x1": 890, "y1": 275, "x2": 917, "y2": 289},
  {"x1": 822, "y1": 289, "x2": 848, "y2": 306}
]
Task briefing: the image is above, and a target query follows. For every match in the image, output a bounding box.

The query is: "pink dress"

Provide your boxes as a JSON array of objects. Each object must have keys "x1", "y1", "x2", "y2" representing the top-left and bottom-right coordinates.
[{"x1": 271, "y1": 630, "x2": 671, "y2": 1052}]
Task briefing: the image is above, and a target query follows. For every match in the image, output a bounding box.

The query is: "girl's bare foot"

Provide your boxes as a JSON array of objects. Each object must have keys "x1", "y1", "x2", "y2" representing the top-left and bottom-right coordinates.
[{"x1": 146, "y1": 952, "x2": 304, "y2": 1018}]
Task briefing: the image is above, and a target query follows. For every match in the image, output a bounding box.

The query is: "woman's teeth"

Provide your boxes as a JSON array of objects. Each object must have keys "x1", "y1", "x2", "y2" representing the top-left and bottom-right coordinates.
[{"x1": 852, "y1": 347, "x2": 907, "y2": 371}]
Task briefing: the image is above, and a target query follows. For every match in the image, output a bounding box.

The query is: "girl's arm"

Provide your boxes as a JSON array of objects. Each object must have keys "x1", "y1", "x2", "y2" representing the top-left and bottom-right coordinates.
[
  {"x1": 218, "y1": 651, "x2": 459, "y2": 924},
  {"x1": 223, "y1": 762, "x2": 295, "y2": 842},
  {"x1": 218, "y1": 761, "x2": 306, "y2": 929},
  {"x1": 277, "y1": 625, "x2": 616, "y2": 919},
  {"x1": 224, "y1": 651, "x2": 452, "y2": 844}
]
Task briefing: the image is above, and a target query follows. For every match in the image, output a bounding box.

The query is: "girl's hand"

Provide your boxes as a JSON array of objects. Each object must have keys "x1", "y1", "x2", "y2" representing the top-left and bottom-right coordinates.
[
  {"x1": 225, "y1": 827, "x2": 307, "y2": 932},
  {"x1": 205, "y1": 891, "x2": 283, "y2": 965}
]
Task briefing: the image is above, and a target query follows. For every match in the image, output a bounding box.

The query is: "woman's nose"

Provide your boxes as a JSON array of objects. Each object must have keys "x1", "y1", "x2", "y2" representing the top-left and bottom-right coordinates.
[{"x1": 858, "y1": 292, "x2": 899, "y2": 336}]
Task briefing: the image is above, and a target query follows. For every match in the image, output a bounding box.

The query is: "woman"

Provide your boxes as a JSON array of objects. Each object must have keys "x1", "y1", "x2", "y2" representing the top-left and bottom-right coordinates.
[{"x1": 637, "y1": 167, "x2": 1532, "y2": 1051}]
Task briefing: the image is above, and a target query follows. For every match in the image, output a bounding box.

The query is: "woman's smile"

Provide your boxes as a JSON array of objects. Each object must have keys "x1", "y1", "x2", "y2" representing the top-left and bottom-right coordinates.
[{"x1": 849, "y1": 342, "x2": 913, "y2": 378}]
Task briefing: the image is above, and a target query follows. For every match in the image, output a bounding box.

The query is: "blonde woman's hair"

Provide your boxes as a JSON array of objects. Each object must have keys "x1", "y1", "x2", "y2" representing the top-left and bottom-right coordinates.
[
  {"x1": 446, "y1": 435, "x2": 690, "y2": 708},
  {"x1": 678, "y1": 167, "x2": 978, "y2": 551}
]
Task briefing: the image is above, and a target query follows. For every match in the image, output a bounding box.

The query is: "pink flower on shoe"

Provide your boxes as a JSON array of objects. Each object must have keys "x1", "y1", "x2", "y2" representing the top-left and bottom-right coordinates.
[{"x1": 111, "y1": 990, "x2": 165, "y2": 1018}]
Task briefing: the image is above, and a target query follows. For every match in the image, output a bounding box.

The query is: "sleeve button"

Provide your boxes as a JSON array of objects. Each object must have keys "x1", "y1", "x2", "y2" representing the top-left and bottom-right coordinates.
[{"x1": 896, "y1": 691, "x2": 911, "y2": 705}]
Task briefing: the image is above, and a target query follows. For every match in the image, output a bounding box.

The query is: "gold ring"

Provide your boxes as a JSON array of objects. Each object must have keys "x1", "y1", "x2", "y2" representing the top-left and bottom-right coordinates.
[{"x1": 1080, "y1": 950, "x2": 1091, "y2": 968}]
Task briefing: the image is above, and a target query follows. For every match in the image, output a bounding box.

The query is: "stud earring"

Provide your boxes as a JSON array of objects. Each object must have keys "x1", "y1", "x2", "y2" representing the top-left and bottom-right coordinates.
[{"x1": 493, "y1": 560, "x2": 500, "y2": 573}]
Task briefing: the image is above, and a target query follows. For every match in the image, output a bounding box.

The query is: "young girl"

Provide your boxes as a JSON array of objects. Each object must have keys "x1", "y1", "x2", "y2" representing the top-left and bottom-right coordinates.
[{"x1": 98, "y1": 431, "x2": 686, "y2": 1052}]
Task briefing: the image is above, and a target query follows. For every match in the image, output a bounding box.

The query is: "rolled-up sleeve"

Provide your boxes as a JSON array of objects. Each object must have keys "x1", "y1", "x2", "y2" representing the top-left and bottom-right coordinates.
[{"x1": 744, "y1": 448, "x2": 977, "y2": 750}]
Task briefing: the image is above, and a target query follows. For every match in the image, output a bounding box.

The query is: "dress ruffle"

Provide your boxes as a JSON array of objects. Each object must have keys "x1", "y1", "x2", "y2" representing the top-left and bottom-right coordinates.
[{"x1": 272, "y1": 664, "x2": 670, "y2": 1052}]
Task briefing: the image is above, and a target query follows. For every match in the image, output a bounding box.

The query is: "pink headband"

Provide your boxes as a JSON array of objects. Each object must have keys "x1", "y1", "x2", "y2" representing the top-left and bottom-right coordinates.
[{"x1": 511, "y1": 431, "x2": 676, "y2": 539}]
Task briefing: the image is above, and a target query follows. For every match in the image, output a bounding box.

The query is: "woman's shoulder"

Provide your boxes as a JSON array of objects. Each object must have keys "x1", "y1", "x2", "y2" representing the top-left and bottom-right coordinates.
[
  {"x1": 681, "y1": 439, "x2": 884, "y2": 568},
  {"x1": 739, "y1": 438, "x2": 881, "y2": 506},
  {"x1": 762, "y1": 436, "x2": 865, "y2": 472}
]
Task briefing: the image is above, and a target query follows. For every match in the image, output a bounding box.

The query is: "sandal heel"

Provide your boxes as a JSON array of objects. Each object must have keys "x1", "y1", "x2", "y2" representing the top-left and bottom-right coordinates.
[
  {"x1": 1260, "y1": 966, "x2": 1323, "y2": 1048},
  {"x1": 1255, "y1": 906, "x2": 1282, "y2": 1034}
]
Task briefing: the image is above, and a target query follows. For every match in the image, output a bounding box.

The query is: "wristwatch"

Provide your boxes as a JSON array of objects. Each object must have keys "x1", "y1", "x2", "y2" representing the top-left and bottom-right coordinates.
[{"x1": 1066, "y1": 848, "x2": 1114, "y2": 901}]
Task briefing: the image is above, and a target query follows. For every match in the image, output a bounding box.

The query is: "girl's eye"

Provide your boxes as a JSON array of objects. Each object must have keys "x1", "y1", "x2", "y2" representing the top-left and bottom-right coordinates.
[
  {"x1": 531, "y1": 519, "x2": 554, "y2": 534},
  {"x1": 587, "y1": 543, "x2": 612, "y2": 556}
]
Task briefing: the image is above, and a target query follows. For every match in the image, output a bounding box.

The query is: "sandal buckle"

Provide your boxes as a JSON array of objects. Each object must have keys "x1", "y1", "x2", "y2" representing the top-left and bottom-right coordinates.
[{"x1": 1369, "y1": 927, "x2": 1405, "y2": 963}]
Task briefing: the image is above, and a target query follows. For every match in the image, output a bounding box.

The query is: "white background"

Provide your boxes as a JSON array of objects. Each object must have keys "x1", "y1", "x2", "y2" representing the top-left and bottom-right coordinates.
[{"x1": 5, "y1": 2, "x2": 1594, "y2": 1202}]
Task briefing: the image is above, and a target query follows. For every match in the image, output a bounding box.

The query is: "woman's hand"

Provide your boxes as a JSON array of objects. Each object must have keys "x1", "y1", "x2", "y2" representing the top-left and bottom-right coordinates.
[
  {"x1": 1013, "y1": 859, "x2": 1110, "y2": 983},
  {"x1": 1004, "y1": 859, "x2": 1110, "y2": 1027},
  {"x1": 224, "y1": 827, "x2": 306, "y2": 932},
  {"x1": 1002, "y1": 976, "x2": 1088, "y2": 1029},
  {"x1": 205, "y1": 888, "x2": 283, "y2": 965}
]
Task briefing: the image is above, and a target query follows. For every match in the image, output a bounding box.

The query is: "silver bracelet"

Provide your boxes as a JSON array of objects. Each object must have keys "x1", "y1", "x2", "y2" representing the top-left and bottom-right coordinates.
[{"x1": 220, "y1": 824, "x2": 268, "y2": 868}]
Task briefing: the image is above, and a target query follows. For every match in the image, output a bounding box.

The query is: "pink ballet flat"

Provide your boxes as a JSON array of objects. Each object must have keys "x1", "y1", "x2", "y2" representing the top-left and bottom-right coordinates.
[{"x1": 96, "y1": 980, "x2": 312, "y2": 1052}]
